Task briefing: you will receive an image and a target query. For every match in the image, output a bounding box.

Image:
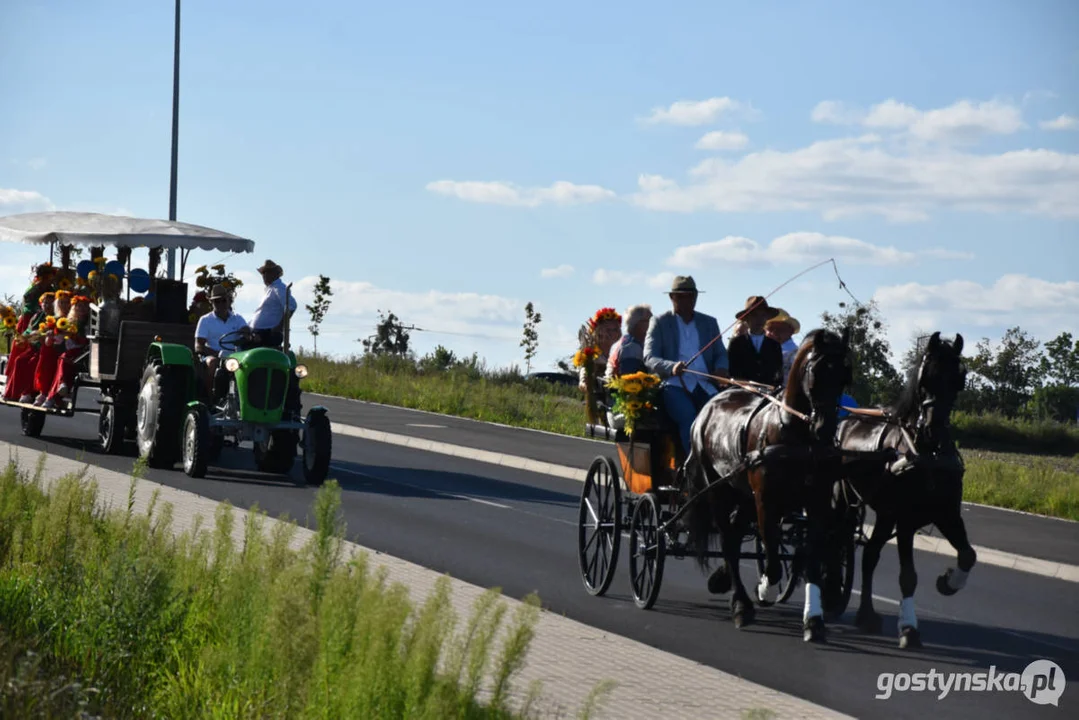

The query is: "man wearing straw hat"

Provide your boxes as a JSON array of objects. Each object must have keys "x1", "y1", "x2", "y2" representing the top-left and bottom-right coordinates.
[
  {"x1": 248, "y1": 259, "x2": 297, "y2": 349},
  {"x1": 644, "y1": 275, "x2": 729, "y2": 457}
]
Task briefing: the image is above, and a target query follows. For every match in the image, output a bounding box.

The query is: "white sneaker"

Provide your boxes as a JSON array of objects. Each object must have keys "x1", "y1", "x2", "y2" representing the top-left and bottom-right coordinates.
[
  {"x1": 41, "y1": 398, "x2": 55, "y2": 410},
  {"x1": 18, "y1": 393, "x2": 35, "y2": 403}
]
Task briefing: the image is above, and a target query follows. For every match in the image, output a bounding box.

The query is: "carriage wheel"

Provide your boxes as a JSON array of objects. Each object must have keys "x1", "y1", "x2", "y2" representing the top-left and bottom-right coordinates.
[
  {"x1": 754, "y1": 517, "x2": 804, "y2": 606},
  {"x1": 577, "y1": 456, "x2": 622, "y2": 596},
  {"x1": 629, "y1": 493, "x2": 665, "y2": 610},
  {"x1": 822, "y1": 499, "x2": 863, "y2": 618}
]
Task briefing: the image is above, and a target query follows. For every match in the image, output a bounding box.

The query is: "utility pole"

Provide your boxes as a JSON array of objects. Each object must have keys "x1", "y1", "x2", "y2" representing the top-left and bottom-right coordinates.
[{"x1": 166, "y1": 0, "x2": 181, "y2": 279}]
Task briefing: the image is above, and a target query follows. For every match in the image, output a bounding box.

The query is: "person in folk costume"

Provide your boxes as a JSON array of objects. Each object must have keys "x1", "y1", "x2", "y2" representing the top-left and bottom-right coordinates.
[
  {"x1": 577, "y1": 307, "x2": 623, "y2": 392},
  {"x1": 3, "y1": 291, "x2": 55, "y2": 402},
  {"x1": 3, "y1": 265, "x2": 57, "y2": 387},
  {"x1": 32, "y1": 290, "x2": 72, "y2": 405},
  {"x1": 41, "y1": 295, "x2": 92, "y2": 410},
  {"x1": 726, "y1": 295, "x2": 785, "y2": 388}
]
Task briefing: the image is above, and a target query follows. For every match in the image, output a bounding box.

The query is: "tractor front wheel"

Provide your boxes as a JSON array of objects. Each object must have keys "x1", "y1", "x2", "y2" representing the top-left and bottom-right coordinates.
[{"x1": 182, "y1": 405, "x2": 211, "y2": 479}]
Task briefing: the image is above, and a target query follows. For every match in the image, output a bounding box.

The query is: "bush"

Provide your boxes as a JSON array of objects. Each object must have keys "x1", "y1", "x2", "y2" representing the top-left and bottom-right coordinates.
[
  {"x1": 953, "y1": 411, "x2": 1079, "y2": 456},
  {"x1": 0, "y1": 460, "x2": 602, "y2": 719}
]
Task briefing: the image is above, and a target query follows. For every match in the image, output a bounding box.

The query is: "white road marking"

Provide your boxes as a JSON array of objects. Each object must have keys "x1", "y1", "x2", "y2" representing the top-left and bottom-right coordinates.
[{"x1": 406, "y1": 423, "x2": 447, "y2": 429}]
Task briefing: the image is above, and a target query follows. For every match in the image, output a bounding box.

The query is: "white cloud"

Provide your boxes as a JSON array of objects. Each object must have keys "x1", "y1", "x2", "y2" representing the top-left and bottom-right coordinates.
[
  {"x1": 1040, "y1": 114, "x2": 1079, "y2": 131},
  {"x1": 592, "y1": 268, "x2": 674, "y2": 290},
  {"x1": 642, "y1": 97, "x2": 755, "y2": 126},
  {"x1": 540, "y1": 264, "x2": 574, "y2": 279},
  {"x1": 426, "y1": 180, "x2": 615, "y2": 207},
  {"x1": 631, "y1": 135, "x2": 1079, "y2": 221},
  {"x1": 813, "y1": 97, "x2": 1025, "y2": 143},
  {"x1": 695, "y1": 131, "x2": 749, "y2": 151},
  {"x1": 663, "y1": 232, "x2": 964, "y2": 269},
  {"x1": 811, "y1": 101, "x2": 864, "y2": 125},
  {"x1": 0, "y1": 188, "x2": 54, "y2": 213},
  {"x1": 874, "y1": 274, "x2": 1079, "y2": 348}
]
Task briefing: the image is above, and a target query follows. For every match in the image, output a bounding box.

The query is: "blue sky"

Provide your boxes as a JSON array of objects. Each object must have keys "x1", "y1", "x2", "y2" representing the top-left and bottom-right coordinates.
[{"x1": 2, "y1": 0, "x2": 1077, "y2": 370}]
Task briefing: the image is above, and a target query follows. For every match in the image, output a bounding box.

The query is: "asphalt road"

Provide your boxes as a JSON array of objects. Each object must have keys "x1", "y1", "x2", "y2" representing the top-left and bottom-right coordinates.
[{"x1": 1, "y1": 395, "x2": 1076, "y2": 720}]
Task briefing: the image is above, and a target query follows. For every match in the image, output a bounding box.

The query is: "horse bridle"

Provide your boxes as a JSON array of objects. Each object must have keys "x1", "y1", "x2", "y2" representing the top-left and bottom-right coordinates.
[{"x1": 911, "y1": 347, "x2": 966, "y2": 453}]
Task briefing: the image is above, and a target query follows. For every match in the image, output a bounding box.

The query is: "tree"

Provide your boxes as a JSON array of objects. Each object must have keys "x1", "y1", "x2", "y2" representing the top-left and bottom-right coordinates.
[
  {"x1": 305, "y1": 275, "x2": 333, "y2": 356},
  {"x1": 1040, "y1": 332, "x2": 1079, "y2": 388},
  {"x1": 520, "y1": 301, "x2": 542, "y2": 374},
  {"x1": 967, "y1": 326, "x2": 1044, "y2": 417},
  {"x1": 820, "y1": 300, "x2": 902, "y2": 406},
  {"x1": 362, "y1": 310, "x2": 412, "y2": 357}
]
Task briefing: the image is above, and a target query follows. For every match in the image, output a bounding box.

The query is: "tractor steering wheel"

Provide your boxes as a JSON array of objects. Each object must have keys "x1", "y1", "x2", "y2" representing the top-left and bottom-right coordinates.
[{"x1": 218, "y1": 328, "x2": 252, "y2": 353}]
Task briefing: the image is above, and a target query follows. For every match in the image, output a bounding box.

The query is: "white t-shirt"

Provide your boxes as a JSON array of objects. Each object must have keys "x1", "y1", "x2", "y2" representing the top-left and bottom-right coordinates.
[
  {"x1": 249, "y1": 278, "x2": 297, "y2": 331},
  {"x1": 196, "y1": 311, "x2": 248, "y2": 355}
]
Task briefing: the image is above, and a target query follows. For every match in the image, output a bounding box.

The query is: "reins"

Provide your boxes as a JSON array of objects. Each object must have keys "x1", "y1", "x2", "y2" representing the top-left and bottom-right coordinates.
[{"x1": 682, "y1": 369, "x2": 811, "y2": 423}]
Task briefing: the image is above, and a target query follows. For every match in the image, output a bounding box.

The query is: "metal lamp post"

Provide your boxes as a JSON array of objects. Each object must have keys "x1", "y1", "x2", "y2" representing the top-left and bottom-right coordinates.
[{"x1": 166, "y1": 0, "x2": 181, "y2": 280}]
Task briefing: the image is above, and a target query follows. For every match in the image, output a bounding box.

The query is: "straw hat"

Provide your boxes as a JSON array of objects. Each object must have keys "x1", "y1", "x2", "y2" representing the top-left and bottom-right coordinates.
[
  {"x1": 766, "y1": 308, "x2": 801, "y2": 334},
  {"x1": 209, "y1": 283, "x2": 230, "y2": 301}
]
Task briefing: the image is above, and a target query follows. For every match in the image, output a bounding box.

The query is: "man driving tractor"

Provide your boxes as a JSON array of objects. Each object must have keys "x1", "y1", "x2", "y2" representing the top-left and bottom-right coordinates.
[{"x1": 194, "y1": 283, "x2": 247, "y2": 401}]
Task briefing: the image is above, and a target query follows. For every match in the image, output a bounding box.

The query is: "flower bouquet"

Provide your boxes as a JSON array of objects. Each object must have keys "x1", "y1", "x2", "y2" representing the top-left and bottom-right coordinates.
[
  {"x1": 188, "y1": 264, "x2": 244, "y2": 324},
  {"x1": 606, "y1": 371, "x2": 661, "y2": 435},
  {"x1": 573, "y1": 324, "x2": 603, "y2": 424},
  {"x1": 1, "y1": 304, "x2": 16, "y2": 352}
]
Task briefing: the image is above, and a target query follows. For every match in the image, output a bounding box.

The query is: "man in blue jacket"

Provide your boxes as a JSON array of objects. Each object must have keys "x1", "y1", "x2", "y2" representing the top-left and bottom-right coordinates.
[{"x1": 644, "y1": 276, "x2": 730, "y2": 456}]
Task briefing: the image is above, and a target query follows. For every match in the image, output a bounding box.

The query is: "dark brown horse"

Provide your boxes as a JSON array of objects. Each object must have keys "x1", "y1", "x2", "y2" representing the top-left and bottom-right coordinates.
[
  {"x1": 836, "y1": 331, "x2": 973, "y2": 649},
  {"x1": 684, "y1": 328, "x2": 853, "y2": 642}
]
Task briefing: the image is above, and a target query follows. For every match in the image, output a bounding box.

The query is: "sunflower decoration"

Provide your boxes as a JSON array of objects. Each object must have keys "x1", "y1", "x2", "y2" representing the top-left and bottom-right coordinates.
[
  {"x1": 56, "y1": 317, "x2": 70, "y2": 333},
  {"x1": 605, "y1": 371, "x2": 662, "y2": 435},
  {"x1": 2, "y1": 314, "x2": 16, "y2": 331},
  {"x1": 57, "y1": 276, "x2": 73, "y2": 291}
]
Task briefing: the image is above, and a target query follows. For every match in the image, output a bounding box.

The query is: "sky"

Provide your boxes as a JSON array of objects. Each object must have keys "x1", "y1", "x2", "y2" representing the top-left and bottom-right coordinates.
[{"x1": 2, "y1": 0, "x2": 1078, "y2": 372}]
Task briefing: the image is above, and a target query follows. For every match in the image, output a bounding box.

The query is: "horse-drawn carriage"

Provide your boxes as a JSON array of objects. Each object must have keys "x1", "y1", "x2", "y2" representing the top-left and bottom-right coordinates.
[
  {"x1": 576, "y1": 325, "x2": 977, "y2": 648},
  {"x1": 576, "y1": 350, "x2": 863, "y2": 622}
]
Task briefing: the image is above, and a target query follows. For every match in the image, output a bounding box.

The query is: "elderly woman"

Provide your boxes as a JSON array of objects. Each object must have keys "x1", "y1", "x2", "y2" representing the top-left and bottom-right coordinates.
[{"x1": 605, "y1": 304, "x2": 652, "y2": 382}]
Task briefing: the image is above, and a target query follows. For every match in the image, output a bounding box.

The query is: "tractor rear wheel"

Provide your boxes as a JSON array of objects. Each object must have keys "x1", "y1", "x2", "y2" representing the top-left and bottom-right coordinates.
[{"x1": 135, "y1": 363, "x2": 188, "y2": 469}]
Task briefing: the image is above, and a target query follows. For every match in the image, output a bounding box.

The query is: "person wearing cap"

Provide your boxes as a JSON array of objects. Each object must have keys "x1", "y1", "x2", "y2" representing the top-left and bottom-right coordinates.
[
  {"x1": 765, "y1": 308, "x2": 801, "y2": 385},
  {"x1": 727, "y1": 296, "x2": 785, "y2": 388},
  {"x1": 195, "y1": 284, "x2": 248, "y2": 399},
  {"x1": 644, "y1": 276, "x2": 729, "y2": 457},
  {"x1": 248, "y1": 259, "x2": 297, "y2": 348}
]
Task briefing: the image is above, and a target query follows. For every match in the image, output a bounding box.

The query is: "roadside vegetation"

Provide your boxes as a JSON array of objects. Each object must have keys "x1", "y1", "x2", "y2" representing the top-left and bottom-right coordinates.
[{"x1": 0, "y1": 459, "x2": 610, "y2": 719}]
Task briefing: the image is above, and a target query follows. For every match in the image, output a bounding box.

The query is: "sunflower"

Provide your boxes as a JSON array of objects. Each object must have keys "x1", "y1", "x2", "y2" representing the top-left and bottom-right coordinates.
[
  {"x1": 621, "y1": 380, "x2": 643, "y2": 395},
  {"x1": 93, "y1": 256, "x2": 108, "y2": 268},
  {"x1": 57, "y1": 277, "x2": 73, "y2": 290},
  {"x1": 2, "y1": 316, "x2": 15, "y2": 329},
  {"x1": 88, "y1": 270, "x2": 99, "y2": 282},
  {"x1": 56, "y1": 318, "x2": 69, "y2": 332}
]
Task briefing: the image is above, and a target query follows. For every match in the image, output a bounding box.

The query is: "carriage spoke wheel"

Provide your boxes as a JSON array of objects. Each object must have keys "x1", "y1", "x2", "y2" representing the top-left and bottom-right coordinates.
[
  {"x1": 822, "y1": 498, "x2": 863, "y2": 619},
  {"x1": 629, "y1": 493, "x2": 665, "y2": 610},
  {"x1": 577, "y1": 456, "x2": 622, "y2": 596},
  {"x1": 754, "y1": 519, "x2": 804, "y2": 606}
]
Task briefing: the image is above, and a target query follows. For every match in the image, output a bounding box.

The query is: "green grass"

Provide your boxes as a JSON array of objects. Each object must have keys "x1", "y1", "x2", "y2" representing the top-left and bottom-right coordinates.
[
  {"x1": 300, "y1": 353, "x2": 584, "y2": 436},
  {"x1": 963, "y1": 455, "x2": 1079, "y2": 520},
  {"x1": 954, "y1": 411, "x2": 1079, "y2": 456},
  {"x1": 0, "y1": 458, "x2": 611, "y2": 719}
]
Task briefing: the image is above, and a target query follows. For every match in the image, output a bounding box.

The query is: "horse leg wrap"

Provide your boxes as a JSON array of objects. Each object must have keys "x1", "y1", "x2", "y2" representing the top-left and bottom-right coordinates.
[
  {"x1": 803, "y1": 583, "x2": 822, "y2": 622},
  {"x1": 945, "y1": 567, "x2": 969, "y2": 592},
  {"x1": 899, "y1": 597, "x2": 918, "y2": 630},
  {"x1": 757, "y1": 574, "x2": 778, "y2": 604}
]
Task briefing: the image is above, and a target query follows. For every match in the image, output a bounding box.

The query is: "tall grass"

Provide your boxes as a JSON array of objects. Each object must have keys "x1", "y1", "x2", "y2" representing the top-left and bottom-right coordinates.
[
  {"x1": 954, "y1": 411, "x2": 1079, "y2": 456},
  {"x1": 0, "y1": 459, "x2": 606, "y2": 718}
]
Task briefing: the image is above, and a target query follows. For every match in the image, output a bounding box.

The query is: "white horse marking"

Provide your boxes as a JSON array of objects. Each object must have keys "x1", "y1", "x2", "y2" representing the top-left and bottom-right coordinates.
[
  {"x1": 899, "y1": 597, "x2": 918, "y2": 630},
  {"x1": 803, "y1": 582, "x2": 822, "y2": 622},
  {"x1": 758, "y1": 574, "x2": 778, "y2": 604}
]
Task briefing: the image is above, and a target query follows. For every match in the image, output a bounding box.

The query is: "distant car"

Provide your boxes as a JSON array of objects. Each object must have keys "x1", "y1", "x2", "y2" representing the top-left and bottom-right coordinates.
[{"x1": 526, "y1": 371, "x2": 578, "y2": 388}]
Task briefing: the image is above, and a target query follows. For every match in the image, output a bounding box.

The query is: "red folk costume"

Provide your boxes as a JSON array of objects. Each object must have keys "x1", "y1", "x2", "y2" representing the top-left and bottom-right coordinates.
[
  {"x1": 45, "y1": 298, "x2": 91, "y2": 407},
  {"x1": 3, "y1": 288, "x2": 56, "y2": 402}
]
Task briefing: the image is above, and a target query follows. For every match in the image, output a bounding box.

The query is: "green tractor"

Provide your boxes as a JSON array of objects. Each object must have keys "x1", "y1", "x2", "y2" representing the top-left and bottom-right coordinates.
[{"x1": 135, "y1": 326, "x2": 332, "y2": 485}]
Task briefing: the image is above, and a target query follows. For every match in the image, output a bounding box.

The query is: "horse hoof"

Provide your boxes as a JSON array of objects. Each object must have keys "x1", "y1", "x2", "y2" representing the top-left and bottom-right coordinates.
[
  {"x1": 733, "y1": 601, "x2": 755, "y2": 629},
  {"x1": 855, "y1": 608, "x2": 883, "y2": 634},
  {"x1": 899, "y1": 626, "x2": 922, "y2": 649},
  {"x1": 936, "y1": 573, "x2": 958, "y2": 596},
  {"x1": 803, "y1": 616, "x2": 827, "y2": 643},
  {"x1": 708, "y1": 567, "x2": 731, "y2": 595}
]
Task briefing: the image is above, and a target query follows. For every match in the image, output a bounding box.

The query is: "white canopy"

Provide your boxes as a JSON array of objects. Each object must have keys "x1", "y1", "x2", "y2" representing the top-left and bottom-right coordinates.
[{"x1": 0, "y1": 211, "x2": 255, "y2": 254}]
